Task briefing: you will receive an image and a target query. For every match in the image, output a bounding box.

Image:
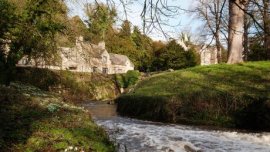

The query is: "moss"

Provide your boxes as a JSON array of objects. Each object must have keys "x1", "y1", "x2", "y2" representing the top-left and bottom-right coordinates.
[{"x1": 116, "y1": 61, "x2": 270, "y2": 131}]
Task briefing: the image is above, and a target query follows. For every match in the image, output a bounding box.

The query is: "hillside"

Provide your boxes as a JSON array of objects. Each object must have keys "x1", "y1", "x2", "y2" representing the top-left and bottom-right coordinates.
[
  {"x1": 0, "y1": 83, "x2": 115, "y2": 151},
  {"x1": 116, "y1": 61, "x2": 270, "y2": 130}
]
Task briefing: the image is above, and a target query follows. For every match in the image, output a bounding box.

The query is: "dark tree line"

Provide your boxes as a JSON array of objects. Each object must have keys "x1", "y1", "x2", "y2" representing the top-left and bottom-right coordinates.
[{"x1": 0, "y1": 0, "x2": 68, "y2": 85}]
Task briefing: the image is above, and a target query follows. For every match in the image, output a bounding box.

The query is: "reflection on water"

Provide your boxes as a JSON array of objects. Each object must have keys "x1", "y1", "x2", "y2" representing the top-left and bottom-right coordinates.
[
  {"x1": 83, "y1": 102, "x2": 270, "y2": 152},
  {"x1": 83, "y1": 102, "x2": 117, "y2": 119}
]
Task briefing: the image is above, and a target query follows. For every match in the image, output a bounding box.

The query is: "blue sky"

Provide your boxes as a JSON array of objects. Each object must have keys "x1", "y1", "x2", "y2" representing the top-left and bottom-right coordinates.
[{"x1": 66, "y1": 0, "x2": 201, "y2": 41}]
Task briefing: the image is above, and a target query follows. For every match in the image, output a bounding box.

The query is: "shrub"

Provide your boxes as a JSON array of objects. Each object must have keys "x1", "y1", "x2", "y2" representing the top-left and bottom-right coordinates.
[{"x1": 115, "y1": 70, "x2": 140, "y2": 88}]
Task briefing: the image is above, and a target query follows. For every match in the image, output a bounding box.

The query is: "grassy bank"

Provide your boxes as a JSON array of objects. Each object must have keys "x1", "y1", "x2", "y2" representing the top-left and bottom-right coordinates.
[
  {"x1": 14, "y1": 67, "x2": 119, "y2": 101},
  {"x1": 0, "y1": 82, "x2": 115, "y2": 151},
  {"x1": 116, "y1": 61, "x2": 270, "y2": 131}
]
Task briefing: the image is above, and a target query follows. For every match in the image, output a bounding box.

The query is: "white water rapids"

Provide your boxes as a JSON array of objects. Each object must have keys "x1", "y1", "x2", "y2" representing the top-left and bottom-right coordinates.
[{"x1": 84, "y1": 102, "x2": 270, "y2": 152}]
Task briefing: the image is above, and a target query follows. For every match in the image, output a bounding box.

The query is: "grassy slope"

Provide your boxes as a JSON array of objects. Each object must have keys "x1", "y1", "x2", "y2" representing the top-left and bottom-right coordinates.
[
  {"x1": 14, "y1": 67, "x2": 119, "y2": 101},
  {"x1": 117, "y1": 61, "x2": 270, "y2": 130},
  {"x1": 0, "y1": 83, "x2": 115, "y2": 152}
]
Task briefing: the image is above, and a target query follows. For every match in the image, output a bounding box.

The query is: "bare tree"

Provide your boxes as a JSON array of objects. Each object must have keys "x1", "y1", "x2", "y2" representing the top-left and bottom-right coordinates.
[
  {"x1": 262, "y1": 0, "x2": 270, "y2": 59},
  {"x1": 227, "y1": 0, "x2": 249, "y2": 64},
  {"x1": 195, "y1": 0, "x2": 227, "y2": 63}
]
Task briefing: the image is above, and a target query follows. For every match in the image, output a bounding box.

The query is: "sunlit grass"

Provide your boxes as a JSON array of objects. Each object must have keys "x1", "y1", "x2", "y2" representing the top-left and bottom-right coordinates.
[{"x1": 117, "y1": 61, "x2": 270, "y2": 130}]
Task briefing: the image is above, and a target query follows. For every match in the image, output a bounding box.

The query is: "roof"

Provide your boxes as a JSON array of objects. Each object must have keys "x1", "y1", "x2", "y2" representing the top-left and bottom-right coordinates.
[
  {"x1": 109, "y1": 53, "x2": 134, "y2": 67},
  {"x1": 80, "y1": 42, "x2": 106, "y2": 58},
  {"x1": 59, "y1": 39, "x2": 134, "y2": 67}
]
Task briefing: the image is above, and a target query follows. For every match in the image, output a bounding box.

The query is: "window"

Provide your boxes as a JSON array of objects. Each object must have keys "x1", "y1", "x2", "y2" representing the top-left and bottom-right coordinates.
[
  {"x1": 69, "y1": 66, "x2": 77, "y2": 70},
  {"x1": 102, "y1": 68, "x2": 108, "y2": 74}
]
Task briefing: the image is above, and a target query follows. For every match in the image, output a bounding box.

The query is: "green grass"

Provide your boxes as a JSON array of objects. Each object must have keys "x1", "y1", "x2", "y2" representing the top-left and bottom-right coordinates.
[
  {"x1": 116, "y1": 61, "x2": 270, "y2": 130},
  {"x1": 0, "y1": 83, "x2": 115, "y2": 152},
  {"x1": 115, "y1": 70, "x2": 141, "y2": 88}
]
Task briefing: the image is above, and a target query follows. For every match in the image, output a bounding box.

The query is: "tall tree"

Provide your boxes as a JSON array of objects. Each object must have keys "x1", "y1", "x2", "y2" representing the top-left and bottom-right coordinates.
[
  {"x1": 195, "y1": 0, "x2": 227, "y2": 63},
  {"x1": 0, "y1": 0, "x2": 68, "y2": 85},
  {"x1": 85, "y1": 3, "x2": 116, "y2": 42},
  {"x1": 152, "y1": 40, "x2": 198, "y2": 71},
  {"x1": 227, "y1": 0, "x2": 249, "y2": 64},
  {"x1": 120, "y1": 20, "x2": 132, "y2": 37},
  {"x1": 263, "y1": 0, "x2": 270, "y2": 59},
  {"x1": 131, "y1": 26, "x2": 153, "y2": 71}
]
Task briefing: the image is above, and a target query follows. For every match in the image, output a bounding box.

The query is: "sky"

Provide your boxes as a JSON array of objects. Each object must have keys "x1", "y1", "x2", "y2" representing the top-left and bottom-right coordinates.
[{"x1": 66, "y1": 0, "x2": 202, "y2": 41}]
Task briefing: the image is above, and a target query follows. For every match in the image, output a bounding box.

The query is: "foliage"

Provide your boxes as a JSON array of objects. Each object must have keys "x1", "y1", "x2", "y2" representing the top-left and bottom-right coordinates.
[
  {"x1": 119, "y1": 20, "x2": 132, "y2": 37},
  {"x1": 56, "y1": 16, "x2": 89, "y2": 47},
  {"x1": 0, "y1": 0, "x2": 15, "y2": 37},
  {"x1": 116, "y1": 70, "x2": 140, "y2": 88},
  {"x1": 151, "y1": 40, "x2": 199, "y2": 71},
  {"x1": 248, "y1": 42, "x2": 268, "y2": 61},
  {"x1": 116, "y1": 61, "x2": 270, "y2": 131},
  {"x1": 0, "y1": 0, "x2": 16, "y2": 84},
  {"x1": 131, "y1": 26, "x2": 154, "y2": 71},
  {"x1": 0, "y1": 0, "x2": 68, "y2": 85},
  {"x1": 85, "y1": 3, "x2": 116, "y2": 42},
  {"x1": 0, "y1": 83, "x2": 115, "y2": 151}
]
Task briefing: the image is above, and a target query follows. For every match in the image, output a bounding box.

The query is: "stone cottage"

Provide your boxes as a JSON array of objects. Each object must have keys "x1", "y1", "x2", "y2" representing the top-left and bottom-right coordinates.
[{"x1": 17, "y1": 37, "x2": 134, "y2": 74}]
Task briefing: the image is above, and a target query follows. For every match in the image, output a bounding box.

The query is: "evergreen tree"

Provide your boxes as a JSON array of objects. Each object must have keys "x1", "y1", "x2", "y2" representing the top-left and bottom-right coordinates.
[
  {"x1": 152, "y1": 40, "x2": 198, "y2": 71},
  {"x1": 119, "y1": 20, "x2": 132, "y2": 37},
  {"x1": 85, "y1": 3, "x2": 116, "y2": 42},
  {"x1": 0, "y1": 0, "x2": 68, "y2": 85}
]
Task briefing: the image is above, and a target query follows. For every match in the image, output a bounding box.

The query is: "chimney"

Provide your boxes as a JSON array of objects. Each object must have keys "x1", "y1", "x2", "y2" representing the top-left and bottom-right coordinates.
[{"x1": 98, "y1": 41, "x2": 106, "y2": 50}]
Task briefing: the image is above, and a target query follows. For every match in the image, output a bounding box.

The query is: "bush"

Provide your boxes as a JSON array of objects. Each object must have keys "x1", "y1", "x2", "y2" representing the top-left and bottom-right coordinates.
[
  {"x1": 116, "y1": 95, "x2": 180, "y2": 122},
  {"x1": 234, "y1": 99, "x2": 270, "y2": 130},
  {"x1": 151, "y1": 40, "x2": 199, "y2": 71},
  {"x1": 115, "y1": 70, "x2": 140, "y2": 88}
]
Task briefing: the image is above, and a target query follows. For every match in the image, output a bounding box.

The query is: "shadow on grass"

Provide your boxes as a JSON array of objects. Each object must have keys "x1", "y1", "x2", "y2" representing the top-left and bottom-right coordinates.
[{"x1": 0, "y1": 88, "x2": 51, "y2": 151}]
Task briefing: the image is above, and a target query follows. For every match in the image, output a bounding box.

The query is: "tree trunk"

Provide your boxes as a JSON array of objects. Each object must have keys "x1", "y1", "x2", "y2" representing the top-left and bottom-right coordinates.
[
  {"x1": 216, "y1": 0, "x2": 223, "y2": 63},
  {"x1": 263, "y1": 0, "x2": 270, "y2": 59},
  {"x1": 216, "y1": 33, "x2": 222, "y2": 63},
  {"x1": 243, "y1": 12, "x2": 249, "y2": 61},
  {"x1": 227, "y1": 0, "x2": 247, "y2": 64}
]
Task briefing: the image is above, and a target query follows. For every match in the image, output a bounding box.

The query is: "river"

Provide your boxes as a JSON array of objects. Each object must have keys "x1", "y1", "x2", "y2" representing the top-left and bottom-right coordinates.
[{"x1": 83, "y1": 102, "x2": 270, "y2": 152}]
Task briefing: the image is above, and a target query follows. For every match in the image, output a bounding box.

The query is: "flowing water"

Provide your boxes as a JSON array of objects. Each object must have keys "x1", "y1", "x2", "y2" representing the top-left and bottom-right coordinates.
[{"x1": 83, "y1": 102, "x2": 270, "y2": 152}]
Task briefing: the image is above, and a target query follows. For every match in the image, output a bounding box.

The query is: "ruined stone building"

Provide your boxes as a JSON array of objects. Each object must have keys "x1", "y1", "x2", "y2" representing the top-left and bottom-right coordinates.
[{"x1": 17, "y1": 37, "x2": 134, "y2": 74}]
